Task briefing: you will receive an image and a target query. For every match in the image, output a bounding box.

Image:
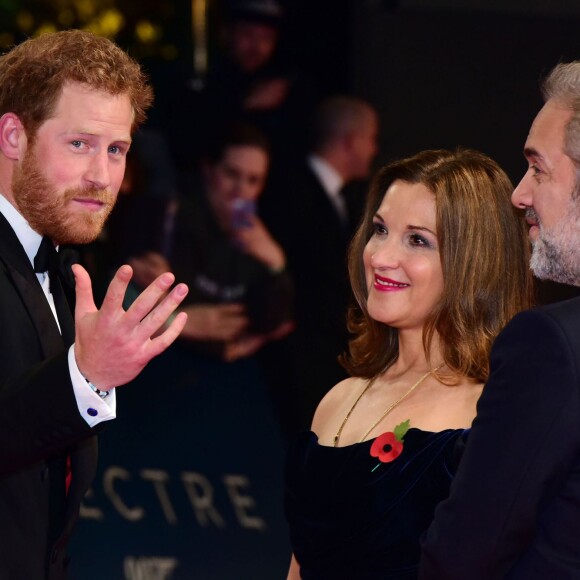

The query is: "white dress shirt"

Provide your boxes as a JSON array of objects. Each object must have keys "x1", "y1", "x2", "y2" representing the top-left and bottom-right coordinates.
[
  {"x1": 307, "y1": 154, "x2": 348, "y2": 224},
  {"x1": 0, "y1": 193, "x2": 116, "y2": 427}
]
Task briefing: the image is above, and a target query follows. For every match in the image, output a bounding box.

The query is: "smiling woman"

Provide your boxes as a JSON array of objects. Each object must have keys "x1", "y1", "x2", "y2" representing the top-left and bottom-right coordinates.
[{"x1": 284, "y1": 148, "x2": 534, "y2": 579}]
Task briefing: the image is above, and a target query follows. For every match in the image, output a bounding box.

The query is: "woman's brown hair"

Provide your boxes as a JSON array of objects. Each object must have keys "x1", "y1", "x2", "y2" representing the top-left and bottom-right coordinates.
[{"x1": 341, "y1": 149, "x2": 533, "y2": 383}]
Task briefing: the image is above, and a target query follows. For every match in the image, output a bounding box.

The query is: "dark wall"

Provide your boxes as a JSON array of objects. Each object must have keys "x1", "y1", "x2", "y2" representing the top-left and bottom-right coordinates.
[{"x1": 352, "y1": 4, "x2": 580, "y2": 183}]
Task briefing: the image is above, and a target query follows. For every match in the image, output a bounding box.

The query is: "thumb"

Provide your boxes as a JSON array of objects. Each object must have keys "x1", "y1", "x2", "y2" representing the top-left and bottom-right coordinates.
[{"x1": 72, "y1": 263, "x2": 97, "y2": 317}]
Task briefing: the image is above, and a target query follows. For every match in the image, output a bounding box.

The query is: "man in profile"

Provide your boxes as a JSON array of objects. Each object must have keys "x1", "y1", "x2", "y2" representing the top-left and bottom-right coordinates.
[
  {"x1": 0, "y1": 30, "x2": 188, "y2": 578},
  {"x1": 420, "y1": 62, "x2": 580, "y2": 578}
]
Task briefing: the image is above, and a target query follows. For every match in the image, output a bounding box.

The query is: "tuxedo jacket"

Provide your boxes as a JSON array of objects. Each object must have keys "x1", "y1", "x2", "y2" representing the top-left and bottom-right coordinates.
[
  {"x1": 261, "y1": 162, "x2": 354, "y2": 342},
  {"x1": 260, "y1": 163, "x2": 357, "y2": 426},
  {"x1": 0, "y1": 214, "x2": 97, "y2": 579},
  {"x1": 420, "y1": 299, "x2": 580, "y2": 579}
]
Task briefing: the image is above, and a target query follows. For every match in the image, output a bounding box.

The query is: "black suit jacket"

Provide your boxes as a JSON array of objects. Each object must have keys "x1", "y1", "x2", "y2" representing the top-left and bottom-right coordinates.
[
  {"x1": 0, "y1": 214, "x2": 97, "y2": 579},
  {"x1": 260, "y1": 163, "x2": 356, "y2": 427},
  {"x1": 262, "y1": 162, "x2": 353, "y2": 343},
  {"x1": 420, "y1": 299, "x2": 580, "y2": 579}
]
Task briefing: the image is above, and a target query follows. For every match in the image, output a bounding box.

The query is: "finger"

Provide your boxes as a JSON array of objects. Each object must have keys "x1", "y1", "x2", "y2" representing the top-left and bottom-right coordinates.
[
  {"x1": 136, "y1": 282, "x2": 189, "y2": 337},
  {"x1": 124, "y1": 272, "x2": 177, "y2": 325},
  {"x1": 72, "y1": 263, "x2": 97, "y2": 318},
  {"x1": 100, "y1": 265, "x2": 134, "y2": 316},
  {"x1": 148, "y1": 311, "x2": 188, "y2": 357}
]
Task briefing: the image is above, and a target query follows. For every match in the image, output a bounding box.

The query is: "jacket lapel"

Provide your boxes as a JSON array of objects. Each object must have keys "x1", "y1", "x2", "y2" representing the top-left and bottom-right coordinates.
[{"x1": 0, "y1": 214, "x2": 66, "y2": 358}]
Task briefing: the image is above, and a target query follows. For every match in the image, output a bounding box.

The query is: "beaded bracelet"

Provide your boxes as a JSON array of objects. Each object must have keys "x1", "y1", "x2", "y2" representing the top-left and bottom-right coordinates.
[{"x1": 84, "y1": 377, "x2": 109, "y2": 399}]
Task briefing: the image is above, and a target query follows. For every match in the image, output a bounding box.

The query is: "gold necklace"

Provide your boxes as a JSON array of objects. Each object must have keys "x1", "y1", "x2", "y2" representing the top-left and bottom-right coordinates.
[{"x1": 333, "y1": 366, "x2": 441, "y2": 447}]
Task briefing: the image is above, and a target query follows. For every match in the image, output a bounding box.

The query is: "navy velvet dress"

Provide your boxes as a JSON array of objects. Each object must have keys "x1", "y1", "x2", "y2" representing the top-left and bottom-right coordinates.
[{"x1": 284, "y1": 428, "x2": 469, "y2": 579}]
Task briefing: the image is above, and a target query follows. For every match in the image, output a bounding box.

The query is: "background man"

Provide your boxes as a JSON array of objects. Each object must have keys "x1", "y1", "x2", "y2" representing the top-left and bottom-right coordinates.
[
  {"x1": 261, "y1": 95, "x2": 379, "y2": 433},
  {"x1": 0, "y1": 30, "x2": 188, "y2": 578},
  {"x1": 420, "y1": 62, "x2": 580, "y2": 578}
]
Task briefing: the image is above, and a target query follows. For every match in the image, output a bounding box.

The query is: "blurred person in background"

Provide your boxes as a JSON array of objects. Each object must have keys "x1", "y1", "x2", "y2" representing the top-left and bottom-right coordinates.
[
  {"x1": 261, "y1": 95, "x2": 379, "y2": 433},
  {"x1": 170, "y1": 0, "x2": 317, "y2": 173},
  {"x1": 130, "y1": 122, "x2": 293, "y2": 362}
]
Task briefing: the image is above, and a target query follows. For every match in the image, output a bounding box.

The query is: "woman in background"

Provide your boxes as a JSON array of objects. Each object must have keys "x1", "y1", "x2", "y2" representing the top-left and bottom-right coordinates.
[{"x1": 285, "y1": 149, "x2": 533, "y2": 579}]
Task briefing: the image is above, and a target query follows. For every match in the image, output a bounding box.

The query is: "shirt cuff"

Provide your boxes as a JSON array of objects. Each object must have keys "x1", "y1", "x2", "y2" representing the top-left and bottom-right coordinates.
[{"x1": 68, "y1": 345, "x2": 117, "y2": 427}]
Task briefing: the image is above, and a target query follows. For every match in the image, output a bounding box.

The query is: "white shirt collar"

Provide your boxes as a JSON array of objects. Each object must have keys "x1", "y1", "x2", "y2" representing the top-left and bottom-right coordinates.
[
  {"x1": 308, "y1": 155, "x2": 344, "y2": 199},
  {"x1": 0, "y1": 193, "x2": 43, "y2": 268}
]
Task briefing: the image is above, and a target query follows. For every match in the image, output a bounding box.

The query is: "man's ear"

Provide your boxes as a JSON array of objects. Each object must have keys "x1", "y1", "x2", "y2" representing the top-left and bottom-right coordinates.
[{"x1": 0, "y1": 113, "x2": 27, "y2": 160}]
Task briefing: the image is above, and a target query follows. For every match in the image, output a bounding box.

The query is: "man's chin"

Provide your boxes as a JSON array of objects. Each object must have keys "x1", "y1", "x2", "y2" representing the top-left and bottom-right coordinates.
[
  {"x1": 48, "y1": 217, "x2": 107, "y2": 246},
  {"x1": 531, "y1": 249, "x2": 580, "y2": 286}
]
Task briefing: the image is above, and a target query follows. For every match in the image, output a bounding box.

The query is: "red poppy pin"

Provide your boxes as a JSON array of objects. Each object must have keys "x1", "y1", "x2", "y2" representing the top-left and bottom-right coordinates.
[{"x1": 370, "y1": 419, "x2": 410, "y2": 472}]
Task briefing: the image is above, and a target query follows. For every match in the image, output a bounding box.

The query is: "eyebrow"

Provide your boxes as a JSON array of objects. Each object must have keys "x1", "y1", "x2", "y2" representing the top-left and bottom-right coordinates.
[
  {"x1": 67, "y1": 130, "x2": 132, "y2": 144},
  {"x1": 523, "y1": 146, "x2": 542, "y2": 160},
  {"x1": 408, "y1": 224, "x2": 436, "y2": 236},
  {"x1": 373, "y1": 214, "x2": 436, "y2": 236}
]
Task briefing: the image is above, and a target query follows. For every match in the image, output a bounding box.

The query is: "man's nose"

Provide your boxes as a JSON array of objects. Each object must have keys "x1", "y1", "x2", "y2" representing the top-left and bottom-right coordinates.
[
  {"x1": 84, "y1": 152, "x2": 111, "y2": 190},
  {"x1": 511, "y1": 173, "x2": 533, "y2": 209}
]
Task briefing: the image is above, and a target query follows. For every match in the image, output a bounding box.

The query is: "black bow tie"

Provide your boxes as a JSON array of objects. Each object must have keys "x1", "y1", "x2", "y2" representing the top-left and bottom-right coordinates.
[
  {"x1": 33, "y1": 236, "x2": 77, "y2": 345},
  {"x1": 33, "y1": 236, "x2": 77, "y2": 290},
  {"x1": 34, "y1": 236, "x2": 59, "y2": 274}
]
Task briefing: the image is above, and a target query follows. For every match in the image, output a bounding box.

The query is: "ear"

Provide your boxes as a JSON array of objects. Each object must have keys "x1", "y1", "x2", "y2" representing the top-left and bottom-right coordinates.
[{"x1": 0, "y1": 113, "x2": 28, "y2": 161}]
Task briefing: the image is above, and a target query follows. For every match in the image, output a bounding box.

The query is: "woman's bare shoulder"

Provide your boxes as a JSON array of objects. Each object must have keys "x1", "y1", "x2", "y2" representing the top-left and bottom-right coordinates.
[{"x1": 311, "y1": 376, "x2": 366, "y2": 435}]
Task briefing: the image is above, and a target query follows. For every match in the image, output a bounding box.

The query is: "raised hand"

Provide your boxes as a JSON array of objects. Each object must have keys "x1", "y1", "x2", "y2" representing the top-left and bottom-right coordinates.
[
  {"x1": 73, "y1": 264, "x2": 188, "y2": 390},
  {"x1": 233, "y1": 214, "x2": 286, "y2": 271}
]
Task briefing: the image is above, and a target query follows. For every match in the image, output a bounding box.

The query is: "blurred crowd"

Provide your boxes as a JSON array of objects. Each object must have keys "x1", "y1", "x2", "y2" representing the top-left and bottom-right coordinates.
[{"x1": 78, "y1": 0, "x2": 381, "y2": 439}]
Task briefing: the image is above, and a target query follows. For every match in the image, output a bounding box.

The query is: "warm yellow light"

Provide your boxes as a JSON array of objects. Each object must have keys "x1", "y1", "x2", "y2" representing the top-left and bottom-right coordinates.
[
  {"x1": 74, "y1": 0, "x2": 97, "y2": 21},
  {"x1": 34, "y1": 22, "x2": 58, "y2": 37},
  {"x1": 135, "y1": 20, "x2": 162, "y2": 44},
  {"x1": 99, "y1": 9, "x2": 125, "y2": 37},
  {"x1": 192, "y1": 0, "x2": 208, "y2": 75}
]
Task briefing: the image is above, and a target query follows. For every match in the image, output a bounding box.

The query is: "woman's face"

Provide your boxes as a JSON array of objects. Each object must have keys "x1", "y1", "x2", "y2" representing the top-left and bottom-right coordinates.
[{"x1": 363, "y1": 179, "x2": 444, "y2": 331}]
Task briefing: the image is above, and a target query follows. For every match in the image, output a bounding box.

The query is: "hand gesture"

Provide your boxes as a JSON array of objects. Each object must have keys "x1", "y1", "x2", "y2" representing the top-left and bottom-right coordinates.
[
  {"x1": 233, "y1": 215, "x2": 286, "y2": 271},
  {"x1": 223, "y1": 320, "x2": 295, "y2": 362},
  {"x1": 73, "y1": 264, "x2": 188, "y2": 390}
]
